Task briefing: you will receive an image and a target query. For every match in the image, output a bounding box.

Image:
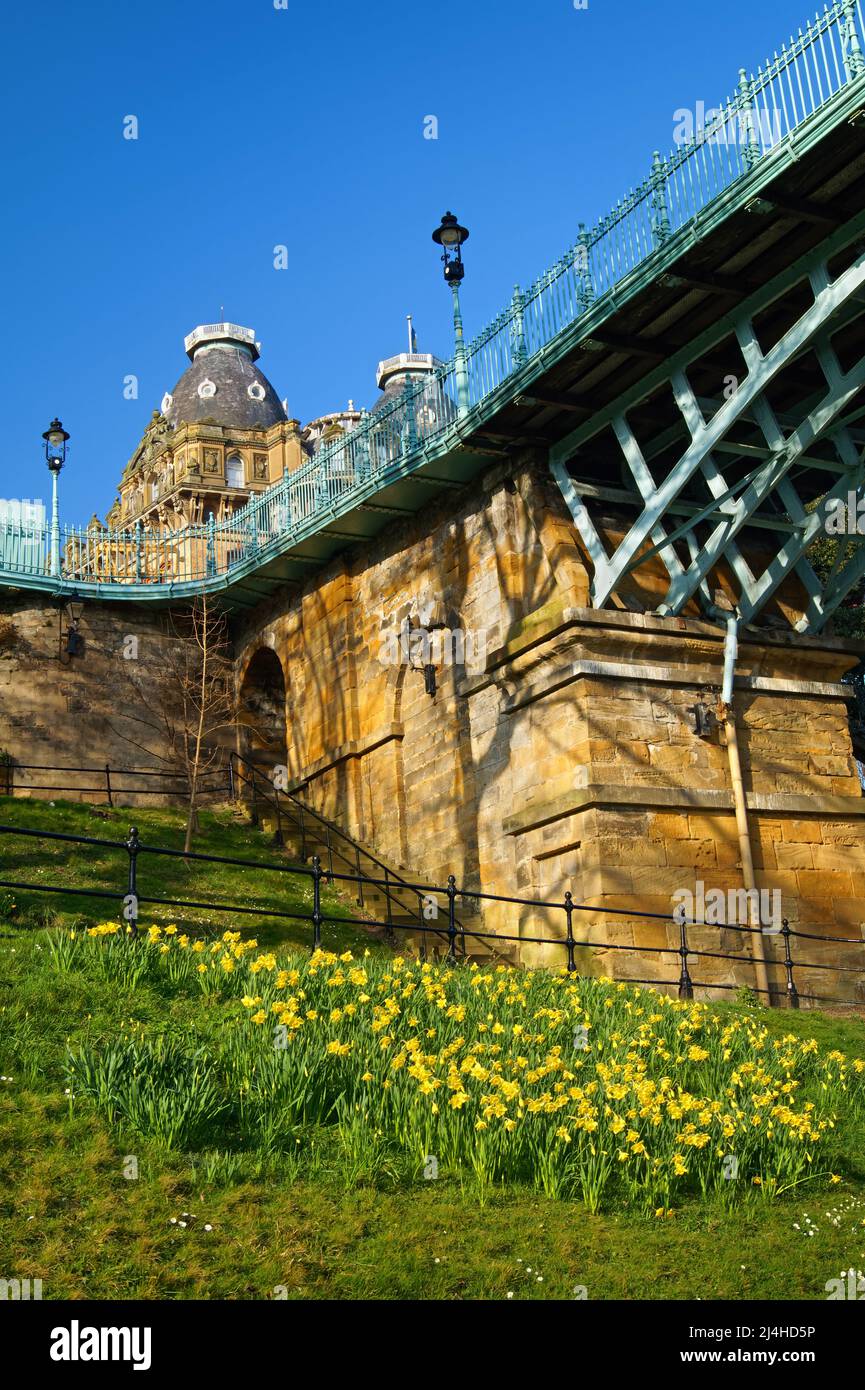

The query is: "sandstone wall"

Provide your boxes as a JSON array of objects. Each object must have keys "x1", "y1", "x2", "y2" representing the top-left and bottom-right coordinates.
[
  {"x1": 0, "y1": 595, "x2": 204, "y2": 807},
  {"x1": 232, "y1": 457, "x2": 865, "y2": 1004},
  {"x1": 2, "y1": 450, "x2": 864, "y2": 1004}
]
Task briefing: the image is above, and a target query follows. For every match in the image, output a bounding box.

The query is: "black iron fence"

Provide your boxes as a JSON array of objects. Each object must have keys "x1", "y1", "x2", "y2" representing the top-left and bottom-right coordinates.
[
  {"x1": 0, "y1": 817, "x2": 863, "y2": 1008},
  {"x1": 0, "y1": 759, "x2": 228, "y2": 806}
]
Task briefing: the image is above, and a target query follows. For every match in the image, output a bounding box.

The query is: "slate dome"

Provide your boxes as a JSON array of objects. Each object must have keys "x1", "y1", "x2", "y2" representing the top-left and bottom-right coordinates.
[{"x1": 162, "y1": 323, "x2": 287, "y2": 431}]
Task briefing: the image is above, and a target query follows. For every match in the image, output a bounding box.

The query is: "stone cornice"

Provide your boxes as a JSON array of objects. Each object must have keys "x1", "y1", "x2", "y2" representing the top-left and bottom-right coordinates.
[
  {"x1": 503, "y1": 782, "x2": 865, "y2": 837},
  {"x1": 459, "y1": 599, "x2": 865, "y2": 700}
]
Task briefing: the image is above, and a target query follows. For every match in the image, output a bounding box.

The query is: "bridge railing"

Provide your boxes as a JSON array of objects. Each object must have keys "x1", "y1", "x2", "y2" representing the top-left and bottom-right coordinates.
[{"x1": 2, "y1": 1, "x2": 863, "y2": 591}]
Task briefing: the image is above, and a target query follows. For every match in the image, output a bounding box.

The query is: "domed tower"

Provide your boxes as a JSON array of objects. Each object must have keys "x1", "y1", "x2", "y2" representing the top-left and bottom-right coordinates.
[
  {"x1": 369, "y1": 318, "x2": 453, "y2": 447},
  {"x1": 110, "y1": 322, "x2": 303, "y2": 531}
]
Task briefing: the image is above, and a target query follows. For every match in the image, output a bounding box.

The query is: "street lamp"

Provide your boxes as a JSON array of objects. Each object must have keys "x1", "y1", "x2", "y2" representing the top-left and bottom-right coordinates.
[
  {"x1": 42, "y1": 418, "x2": 69, "y2": 578},
  {"x1": 432, "y1": 212, "x2": 470, "y2": 417}
]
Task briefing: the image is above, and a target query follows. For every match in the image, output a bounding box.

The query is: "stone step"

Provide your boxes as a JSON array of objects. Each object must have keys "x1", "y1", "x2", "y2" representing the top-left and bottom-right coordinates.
[{"x1": 245, "y1": 796, "x2": 515, "y2": 965}]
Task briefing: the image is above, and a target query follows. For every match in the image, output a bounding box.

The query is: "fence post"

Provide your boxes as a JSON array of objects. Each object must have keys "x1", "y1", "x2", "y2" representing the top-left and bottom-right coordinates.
[
  {"x1": 736, "y1": 68, "x2": 761, "y2": 170},
  {"x1": 842, "y1": 0, "x2": 865, "y2": 80},
  {"x1": 125, "y1": 825, "x2": 140, "y2": 941},
  {"x1": 676, "y1": 906, "x2": 694, "y2": 1000},
  {"x1": 227, "y1": 755, "x2": 235, "y2": 802},
  {"x1": 575, "y1": 223, "x2": 595, "y2": 312},
  {"x1": 325, "y1": 824, "x2": 334, "y2": 880},
  {"x1": 564, "y1": 890, "x2": 577, "y2": 973},
  {"x1": 446, "y1": 874, "x2": 458, "y2": 966},
  {"x1": 249, "y1": 767, "x2": 259, "y2": 828},
  {"x1": 383, "y1": 865, "x2": 396, "y2": 946},
  {"x1": 105, "y1": 764, "x2": 113, "y2": 808},
  {"x1": 311, "y1": 853, "x2": 323, "y2": 950},
  {"x1": 272, "y1": 789, "x2": 284, "y2": 848},
  {"x1": 781, "y1": 918, "x2": 800, "y2": 1010},
  {"x1": 355, "y1": 845, "x2": 364, "y2": 908},
  {"x1": 511, "y1": 284, "x2": 527, "y2": 368},
  {"x1": 649, "y1": 150, "x2": 672, "y2": 246},
  {"x1": 299, "y1": 802, "x2": 306, "y2": 861}
]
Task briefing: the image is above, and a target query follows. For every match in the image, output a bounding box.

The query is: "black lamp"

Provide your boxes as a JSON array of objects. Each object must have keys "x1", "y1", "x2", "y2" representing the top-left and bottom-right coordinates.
[
  {"x1": 62, "y1": 596, "x2": 85, "y2": 660},
  {"x1": 432, "y1": 211, "x2": 470, "y2": 284},
  {"x1": 43, "y1": 418, "x2": 69, "y2": 473}
]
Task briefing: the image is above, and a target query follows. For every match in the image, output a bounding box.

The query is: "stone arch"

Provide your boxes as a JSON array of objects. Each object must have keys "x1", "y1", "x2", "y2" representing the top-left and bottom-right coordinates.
[{"x1": 237, "y1": 646, "x2": 287, "y2": 773}]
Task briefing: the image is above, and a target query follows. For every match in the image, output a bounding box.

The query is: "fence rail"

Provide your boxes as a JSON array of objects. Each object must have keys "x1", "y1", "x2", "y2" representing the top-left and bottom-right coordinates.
[
  {"x1": 2, "y1": 2, "x2": 864, "y2": 596},
  {"x1": 0, "y1": 759, "x2": 228, "y2": 806},
  {"x1": 0, "y1": 816, "x2": 862, "y2": 1007}
]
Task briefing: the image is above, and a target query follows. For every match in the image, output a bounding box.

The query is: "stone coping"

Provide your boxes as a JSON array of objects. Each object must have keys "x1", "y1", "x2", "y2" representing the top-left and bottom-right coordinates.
[
  {"x1": 286, "y1": 723, "x2": 403, "y2": 793},
  {"x1": 503, "y1": 782, "x2": 865, "y2": 837},
  {"x1": 494, "y1": 660, "x2": 853, "y2": 714},
  {"x1": 460, "y1": 598, "x2": 865, "y2": 697}
]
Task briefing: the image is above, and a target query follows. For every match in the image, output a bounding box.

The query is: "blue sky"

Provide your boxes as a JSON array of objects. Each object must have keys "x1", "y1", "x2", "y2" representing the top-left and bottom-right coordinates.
[{"x1": 0, "y1": 0, "x2": 818, "y2": 523}]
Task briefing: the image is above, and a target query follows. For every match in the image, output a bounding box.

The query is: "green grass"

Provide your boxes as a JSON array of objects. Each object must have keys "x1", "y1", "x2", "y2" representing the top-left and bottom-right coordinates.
[
  {"x1": 0, "y1": 795, "x2": 381, "y2": 953},
  {"x1": 1, "y1": 799, "x2": 865, "y2": 1301}
]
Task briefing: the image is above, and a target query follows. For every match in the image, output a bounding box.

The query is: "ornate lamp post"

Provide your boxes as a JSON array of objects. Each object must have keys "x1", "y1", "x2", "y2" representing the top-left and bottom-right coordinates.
[
  {"x1": 432, "y1": 212, "x2": 470, "y2": 417},
  {"x1": 42, "y1": 418, "x2": 69, "y2": 578}
]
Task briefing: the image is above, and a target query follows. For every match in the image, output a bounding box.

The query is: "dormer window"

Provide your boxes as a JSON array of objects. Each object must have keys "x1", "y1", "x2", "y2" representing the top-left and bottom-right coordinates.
[
  {"x1": 198, "y1": 379, "x2": 217, "y2": 400},
  {"x1": 247, "y1": 382, "x2": 266, "y2": 402},
  {"x1": 161, "y1": 392, "x2": 173, "y2": 414}
]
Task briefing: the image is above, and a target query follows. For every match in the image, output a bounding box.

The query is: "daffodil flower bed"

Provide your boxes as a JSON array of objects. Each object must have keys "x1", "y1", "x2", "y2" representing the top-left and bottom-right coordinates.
[{"x1": 58, "y1": 924, "x2": 865, "y2": 1212}]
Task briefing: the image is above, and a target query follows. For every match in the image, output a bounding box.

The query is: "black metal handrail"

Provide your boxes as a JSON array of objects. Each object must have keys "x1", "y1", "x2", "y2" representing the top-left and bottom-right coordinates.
[
  {"x1": 1, "y1": 817, "x2": 864, "y2": 1005},
  {"x1": 229, "y1": 750, "x2": 467, "y2": 958}
]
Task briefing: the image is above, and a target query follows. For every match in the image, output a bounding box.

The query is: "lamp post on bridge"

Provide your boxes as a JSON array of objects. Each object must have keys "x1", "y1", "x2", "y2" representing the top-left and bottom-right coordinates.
[
  {"x1": 42, "y1": 418, "x2": 69, "y2": 578},
  {"x1": 432, "y1": 211, "x2": 470, "y2": 418}
]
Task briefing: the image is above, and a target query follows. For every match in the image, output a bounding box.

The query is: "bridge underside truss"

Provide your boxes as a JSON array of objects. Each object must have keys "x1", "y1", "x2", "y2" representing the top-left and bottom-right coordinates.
[{"x1": 550, "y1": 216, "x2": 865, "y2": 635}]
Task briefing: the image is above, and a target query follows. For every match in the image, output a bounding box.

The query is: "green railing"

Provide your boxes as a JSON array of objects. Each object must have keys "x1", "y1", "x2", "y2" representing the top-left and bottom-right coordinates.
[{"x1": 2, "y1": 0, "x2": 863, "y2": 594}]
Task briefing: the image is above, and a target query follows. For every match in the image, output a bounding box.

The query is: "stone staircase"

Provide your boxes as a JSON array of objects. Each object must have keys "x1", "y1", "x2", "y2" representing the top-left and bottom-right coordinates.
[{"x1": 230, "y1": 754, "x2": 511, "y2": 965}]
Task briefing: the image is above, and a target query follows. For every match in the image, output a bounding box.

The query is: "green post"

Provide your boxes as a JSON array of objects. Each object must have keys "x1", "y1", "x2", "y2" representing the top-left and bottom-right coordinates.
[
  {"x1": 511, "y1": 284, "x2": 527, "y2": 368},
  {"x1": 843, "y1": 0, "x2": 865, "y2": 79},
  {"x1": 737, "y1": 68, "x2": 761, "y2": 170},
  {"x1": 575, "y1": 224, "x2": 594, "y2": 311},
  {"x1": 357, "y1": 408, "x2": 371, "y2": 481},
  {"x1": 206, "y1": 513, "x2": 216, "y2": 576},
  {"x1": 404, "y1": 373, "x2": 418, "y2": 453},
  {"x1": 650, "y1": 151, "x2": 671, "y2": 246},
  {"x1": 451, "y1": 282, "x2": 470, "y2": 418}
]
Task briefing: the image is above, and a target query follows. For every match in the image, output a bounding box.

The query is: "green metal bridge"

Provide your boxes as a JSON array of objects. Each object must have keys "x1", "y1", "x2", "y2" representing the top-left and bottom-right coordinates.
[{"x1": 5, "y1": 0, "x2": 865, "y2": 630}]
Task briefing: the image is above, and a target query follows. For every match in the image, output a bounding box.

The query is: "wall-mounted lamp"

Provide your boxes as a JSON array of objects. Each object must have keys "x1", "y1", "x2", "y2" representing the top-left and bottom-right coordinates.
[
  {"x1": 403, "y1": 596, "x2": 449, "y2": 698},
  {"x1": 692, "y1": 699, "x2": 717, "y2": 738},
  {"x1": 60, "y1": 596, "x2": 85, "y2": 661}
]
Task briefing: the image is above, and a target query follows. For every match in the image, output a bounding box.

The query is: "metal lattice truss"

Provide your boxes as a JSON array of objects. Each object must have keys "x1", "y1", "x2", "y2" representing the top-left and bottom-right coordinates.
[{"x1": 550, "y1": 224, "x2": 865, "y2": 634}]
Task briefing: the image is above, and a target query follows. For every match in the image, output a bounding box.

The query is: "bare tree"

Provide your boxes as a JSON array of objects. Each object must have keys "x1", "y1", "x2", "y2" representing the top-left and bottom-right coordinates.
[{"x1": 107, "y1": 591, "x2": 243, "y2": 852}]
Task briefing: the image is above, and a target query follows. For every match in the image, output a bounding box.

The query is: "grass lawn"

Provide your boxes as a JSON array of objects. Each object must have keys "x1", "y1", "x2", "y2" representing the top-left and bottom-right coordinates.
[
  {"x1": 0, "y1": 796, "x2": 379, "y2": 953},
  {"x1": 1, "y1": 799, "x2": 865, "y2": 1301}
]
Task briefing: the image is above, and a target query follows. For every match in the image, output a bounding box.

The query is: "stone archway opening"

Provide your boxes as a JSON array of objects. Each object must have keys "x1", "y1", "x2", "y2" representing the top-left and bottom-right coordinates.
[{"x1": 238, "y1": 647, "x2": 287, "y2": 774}]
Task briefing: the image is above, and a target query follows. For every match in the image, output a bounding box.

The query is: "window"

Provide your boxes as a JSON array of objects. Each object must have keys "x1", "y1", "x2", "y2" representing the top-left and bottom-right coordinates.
[
  {"x1": 198, "y1": 379, "x2": 217, "y2": 400},
  {"x1": 247, "y1": 382, "x2": 265, "y2": 401},
  {"x1": 226, "y1": 455, "x2": 244, "y2": 488}
]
